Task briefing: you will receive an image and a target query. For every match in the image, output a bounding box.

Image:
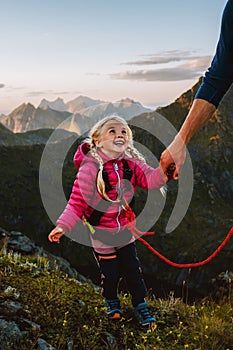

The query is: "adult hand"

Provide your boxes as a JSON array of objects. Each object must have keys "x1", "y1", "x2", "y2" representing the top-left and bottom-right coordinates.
[{"x1": 160, "y1": 135, "x2": 186, "y2": 180}]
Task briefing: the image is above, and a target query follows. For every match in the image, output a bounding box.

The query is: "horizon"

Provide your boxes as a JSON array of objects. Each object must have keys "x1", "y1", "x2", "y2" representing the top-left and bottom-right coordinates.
[
  {"x1": 1, "y1": 93, "x2": 167, "y2": 115},
  {"x1": 0, "y1": 0, "x2": 227, "y2": 115}
]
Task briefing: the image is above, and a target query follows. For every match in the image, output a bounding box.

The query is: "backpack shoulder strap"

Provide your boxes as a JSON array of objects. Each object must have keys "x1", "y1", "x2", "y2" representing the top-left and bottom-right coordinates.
[
  {"x1": 122, "y1": 159, "x2": 133, "y2": 181},
  {"x1": 86, "y1": 159, "x2": 133, "y2": 226}
]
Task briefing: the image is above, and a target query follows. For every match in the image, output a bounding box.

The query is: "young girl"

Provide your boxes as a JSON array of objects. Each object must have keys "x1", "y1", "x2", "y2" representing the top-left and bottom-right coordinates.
[{"x1": 48, "y1": 115, "x2": 170, "y2": 328}]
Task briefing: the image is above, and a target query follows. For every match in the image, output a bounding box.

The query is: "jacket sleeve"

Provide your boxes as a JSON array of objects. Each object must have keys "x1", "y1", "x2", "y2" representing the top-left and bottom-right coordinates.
[
  {"x1": 132, "y1": 160, "x2": 166, "y2": 190},
  {"x1": 56, "y1": 162, "x2": 97, "y2": 231},
  {"x1": 195, "y1": 0, "x2": 233, "y2": 107}
]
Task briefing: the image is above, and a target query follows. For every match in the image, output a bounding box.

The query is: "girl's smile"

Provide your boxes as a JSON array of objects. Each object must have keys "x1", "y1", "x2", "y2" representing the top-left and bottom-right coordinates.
[{"x1": 95, "y1": 121, "x2": 129, "y2": 158}]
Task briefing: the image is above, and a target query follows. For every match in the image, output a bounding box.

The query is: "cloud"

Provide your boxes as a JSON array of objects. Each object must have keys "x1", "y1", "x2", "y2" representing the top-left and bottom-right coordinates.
[
  {"x1": 26, "y1": 90, "x2": 71, "y2": 97},
  {"x1": 122, "y1": 50, "x2": 210, "y2": 66},
  {"x1": 182, "y1": 57, "x2": 212, "y2": 70},
  {"x1": 111, "y1": 68, "x2": 201, "y2": 82},
  {"x1": 86, "y1": 72, "x2": 101, "y2": 76},
  {"x1": 111, "y1": 51, "x2": 212, "y2": 82},
  {"x1": 0, "y1": 83, "x2": 5, "y2": 88}
]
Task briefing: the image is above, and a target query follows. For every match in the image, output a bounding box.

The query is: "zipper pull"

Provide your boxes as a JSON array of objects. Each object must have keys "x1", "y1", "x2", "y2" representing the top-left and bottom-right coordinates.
[{"x1": 113, "y1": 163, "x2": 119, "y2": 171}]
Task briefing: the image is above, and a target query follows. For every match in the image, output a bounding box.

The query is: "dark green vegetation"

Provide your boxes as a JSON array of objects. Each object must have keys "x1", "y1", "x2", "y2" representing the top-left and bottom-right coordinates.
[{"x1": 1, "y1": 249, "x2": 233, "y2": 350}]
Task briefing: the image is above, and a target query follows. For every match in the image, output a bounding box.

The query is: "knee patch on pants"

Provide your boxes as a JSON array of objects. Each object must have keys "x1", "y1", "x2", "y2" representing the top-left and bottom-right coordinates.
[{"x1": 95, "y1": 253, "x2": 117, "y2": 262}]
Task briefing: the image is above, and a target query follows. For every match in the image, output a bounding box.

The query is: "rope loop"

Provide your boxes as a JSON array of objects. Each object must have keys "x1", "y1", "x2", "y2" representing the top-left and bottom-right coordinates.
[{"x1": 124, "y1": 202, "x2": 233, "y2": 268}]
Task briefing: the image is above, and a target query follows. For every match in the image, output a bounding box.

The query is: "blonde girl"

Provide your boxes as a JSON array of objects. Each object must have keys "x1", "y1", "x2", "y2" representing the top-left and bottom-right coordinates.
[{"x1": 49, "y1": 115, "x2": 169, "y2": 327}]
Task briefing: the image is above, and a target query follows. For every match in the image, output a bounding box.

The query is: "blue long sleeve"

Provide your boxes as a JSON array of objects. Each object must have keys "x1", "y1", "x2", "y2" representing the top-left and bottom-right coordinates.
[{"x1": 195, "y1": 0, "x2": 233, "y2": 107}]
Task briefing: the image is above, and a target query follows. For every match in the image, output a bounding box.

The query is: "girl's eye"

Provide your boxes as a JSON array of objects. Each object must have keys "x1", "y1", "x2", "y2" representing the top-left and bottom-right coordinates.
[
  {"x1": 122, "y1": 130, "x2": 127, "y2": 134},
  {"x1": 109, "y1": 129, "x2": 115, "y2": 134}
]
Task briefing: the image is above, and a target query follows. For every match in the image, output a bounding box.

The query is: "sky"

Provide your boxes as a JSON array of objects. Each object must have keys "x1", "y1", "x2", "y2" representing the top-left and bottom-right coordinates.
[{"x1": 0, "y1": 0, "x2": 228, "y2": 114}]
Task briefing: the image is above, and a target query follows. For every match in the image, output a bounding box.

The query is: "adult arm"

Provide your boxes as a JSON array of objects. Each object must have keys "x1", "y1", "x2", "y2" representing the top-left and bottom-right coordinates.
[
  {"x1": 160, "y1": 99, "x2": 216, "y2": 179},
  {"x1": 160, "y1": 0, "x2": 233, "y2": 179}
]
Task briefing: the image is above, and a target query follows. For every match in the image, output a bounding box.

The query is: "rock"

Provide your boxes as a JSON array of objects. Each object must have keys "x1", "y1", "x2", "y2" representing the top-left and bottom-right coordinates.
[
  {"x1": 1, "y1": 227, "x2": 80, "y2": 279},
  {"x1": 8, "y1": 231, "x2": 38, "y2": 254},
  {"x1": 0, "y1": 285, "x2": 56, "y2": 350},
  {"x1": 0, "y1": 316, "x2": 55, "y2": 350},
  {"x1": 37, "y1": 338, "x2": 57, "y2": 350},
  {"x1": 106, "y1": 332, "x2": 118, "y2": 349},
  {"x1": 0, "y1": 319, "x2": 22, "y2": 350},
  {"x1": 0, "y1": 301, "x2": 26, "y2": 317}
]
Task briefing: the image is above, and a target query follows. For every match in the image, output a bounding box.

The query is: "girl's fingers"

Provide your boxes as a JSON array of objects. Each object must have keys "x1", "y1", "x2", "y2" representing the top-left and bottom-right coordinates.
[
  {"x1": 48, "y1": 230, "x2": 62, "y2": 243},
  {"x1": 173, "y1": 167, "x2": 180, "y2": 180},
  {"x1": 48, "y1": 226, "x2": 65, "y2": 242}
]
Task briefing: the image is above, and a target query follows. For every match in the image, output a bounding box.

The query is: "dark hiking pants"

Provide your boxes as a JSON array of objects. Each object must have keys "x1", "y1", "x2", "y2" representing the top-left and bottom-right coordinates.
[{"x1": 94, "y1": 242, "x2": 147, "y2": 307}]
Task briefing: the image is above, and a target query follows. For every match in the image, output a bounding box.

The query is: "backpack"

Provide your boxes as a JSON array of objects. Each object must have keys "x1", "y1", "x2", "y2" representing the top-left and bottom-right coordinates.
[{"x1": 86, "y1": 159, "x2": 134, "y2": 226}]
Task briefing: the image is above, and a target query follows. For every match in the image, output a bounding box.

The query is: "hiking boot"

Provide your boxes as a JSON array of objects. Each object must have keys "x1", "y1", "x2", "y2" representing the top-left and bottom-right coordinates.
[
  {"x1": 104, "y1": 298, "x2": 122, "y2": 320},
  {"x1": 133, "y1": 301, "x2": 156, "y2": 327}
]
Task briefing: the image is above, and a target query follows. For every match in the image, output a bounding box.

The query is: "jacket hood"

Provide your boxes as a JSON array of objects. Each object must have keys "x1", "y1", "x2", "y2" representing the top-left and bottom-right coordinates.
[
  {"x1": 73, "y1": 142, "x2": 93, "y2": 170},
  {"x1": 73, "y1": 142, "x2": 127, "y2": 170}
]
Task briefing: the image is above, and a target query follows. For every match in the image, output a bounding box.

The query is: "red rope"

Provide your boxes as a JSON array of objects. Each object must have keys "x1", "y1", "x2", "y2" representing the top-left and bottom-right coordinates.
[{"x1": 124, "y1": 204, "x2": 233, "y2": 268}]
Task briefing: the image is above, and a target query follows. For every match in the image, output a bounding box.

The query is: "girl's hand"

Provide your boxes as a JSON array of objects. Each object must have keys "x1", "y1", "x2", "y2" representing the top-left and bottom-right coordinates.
[
  {"x1": 165, "y1": 162, "x2": 176, "y2": 182},
  {"x1": 159, "y1": 164, "x2": 169, "y2": 183},
  {"x1": 48, "y1": 226, "x2": 65, "y2": 243}
]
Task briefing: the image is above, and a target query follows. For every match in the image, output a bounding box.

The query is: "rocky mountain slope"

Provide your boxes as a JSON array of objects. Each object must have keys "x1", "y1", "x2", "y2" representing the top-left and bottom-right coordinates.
[
  {"x1": 0, "y1": 96, "x2": 152, "y2": 135},
  {"x1": 0, "y1": 121, "x2": 78, "y2": 146}
]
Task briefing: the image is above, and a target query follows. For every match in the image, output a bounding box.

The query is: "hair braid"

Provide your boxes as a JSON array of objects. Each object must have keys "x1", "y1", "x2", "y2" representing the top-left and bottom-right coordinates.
[
  {"x1": 126, "y1": 145, "x2": 146, "y2": 163},
  {"x1": 90, "y1": 145, "x2": 118, "y2": 202}
]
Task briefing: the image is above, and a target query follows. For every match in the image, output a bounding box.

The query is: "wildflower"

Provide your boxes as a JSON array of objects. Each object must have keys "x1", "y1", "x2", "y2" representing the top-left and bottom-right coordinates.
[
  {"x1": 4, "y1": 286, "x2": 20, "y2": 299},
  {"x1": 141, "y1": 334, "x2": 148, "y2": 343},
  {"x1": 63, "y1": 311, "x2": 69, "y2": 327}
]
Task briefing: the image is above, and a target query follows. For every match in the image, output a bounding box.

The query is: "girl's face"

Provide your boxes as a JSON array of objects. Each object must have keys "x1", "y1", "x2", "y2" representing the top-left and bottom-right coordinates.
[{"x1": 95, "y1": 121, "x2": 129, "y2": 158}]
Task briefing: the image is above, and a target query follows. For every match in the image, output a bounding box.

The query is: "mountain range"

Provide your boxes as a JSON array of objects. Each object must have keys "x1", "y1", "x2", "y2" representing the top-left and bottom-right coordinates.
[{"x1": 0, "y1": 96, "x2": 152, "y2": 135}]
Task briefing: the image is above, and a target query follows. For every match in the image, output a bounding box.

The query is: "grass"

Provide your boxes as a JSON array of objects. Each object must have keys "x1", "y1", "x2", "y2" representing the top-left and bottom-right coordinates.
[{"x1": 0, "y1": 250, "x2": 233, "y2": 350}]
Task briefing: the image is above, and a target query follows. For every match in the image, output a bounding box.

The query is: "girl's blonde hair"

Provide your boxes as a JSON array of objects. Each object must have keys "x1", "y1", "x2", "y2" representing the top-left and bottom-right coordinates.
[{"x1": 85, "y1": 115, "x2": 145, "y2": 202}]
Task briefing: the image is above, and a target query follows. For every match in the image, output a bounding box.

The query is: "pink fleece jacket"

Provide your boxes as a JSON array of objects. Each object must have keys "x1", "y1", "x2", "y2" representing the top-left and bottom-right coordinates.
[{"x1": 57, "y1": 143, "x2": 165, "y2": 233}]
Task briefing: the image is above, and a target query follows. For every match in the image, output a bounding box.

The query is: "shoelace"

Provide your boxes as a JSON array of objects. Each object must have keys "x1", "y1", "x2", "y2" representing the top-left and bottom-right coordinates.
[
  {"x1": 138, "y1": 307, "x2": 151, "y2": 320},
  {"x1": 107, "y1": 300, "x2": 120, "y2": 310}
]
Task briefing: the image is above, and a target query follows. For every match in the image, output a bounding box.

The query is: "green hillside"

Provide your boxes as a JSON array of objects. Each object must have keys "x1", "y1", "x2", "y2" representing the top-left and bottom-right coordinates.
[{"x1": 1, "y1": 247, "x2": 233, "y2": 350}]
